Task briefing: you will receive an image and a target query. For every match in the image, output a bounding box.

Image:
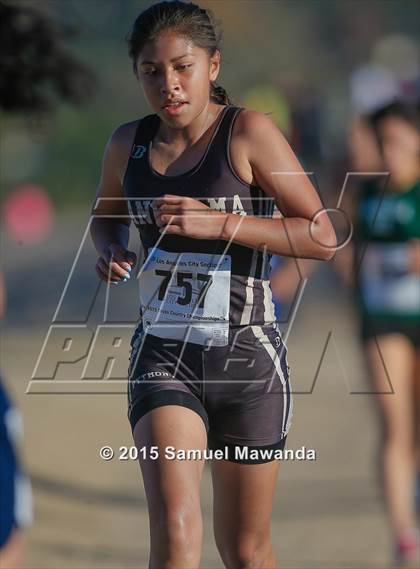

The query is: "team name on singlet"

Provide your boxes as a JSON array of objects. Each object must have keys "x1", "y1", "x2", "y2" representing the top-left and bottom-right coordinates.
[{"x1": 130, "y1": 195, "x2": 247, "y2": 225}]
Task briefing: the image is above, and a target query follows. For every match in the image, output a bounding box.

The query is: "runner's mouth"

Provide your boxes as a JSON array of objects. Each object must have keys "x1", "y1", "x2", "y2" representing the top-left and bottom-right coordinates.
[{"x1": 162, "y1": 101, "x2": 188, "y2": 115}]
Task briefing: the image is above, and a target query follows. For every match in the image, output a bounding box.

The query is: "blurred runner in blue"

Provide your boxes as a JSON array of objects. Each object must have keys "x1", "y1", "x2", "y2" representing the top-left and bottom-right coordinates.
[{"x1": 0, "y1": 274, "x2": 33, "y2": 568}]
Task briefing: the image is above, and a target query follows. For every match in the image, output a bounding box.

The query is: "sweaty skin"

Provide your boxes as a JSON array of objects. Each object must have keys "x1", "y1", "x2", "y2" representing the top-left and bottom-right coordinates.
[
  {"x1": 91, "y1": 105, "x2": 337, "y2": 282},
  {"x1": 91, "y1": 34, "x2": 336, "y2": 282}
]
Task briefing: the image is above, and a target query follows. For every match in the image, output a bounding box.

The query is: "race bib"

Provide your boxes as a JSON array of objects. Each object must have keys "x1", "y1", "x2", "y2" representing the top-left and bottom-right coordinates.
[
  {"x1": 359, "y1": 243, "x2": 420, "y2": 314},
  {"x1": 139, "y1": 248, "x2": 231, "y2": 346}
]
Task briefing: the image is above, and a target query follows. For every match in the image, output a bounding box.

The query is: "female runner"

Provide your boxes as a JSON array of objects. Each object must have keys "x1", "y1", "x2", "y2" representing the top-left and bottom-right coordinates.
[
  {"x1": 350, "y1": 101, "x2": 420, "y2": 567},
  {"x1": 90, "y1": 2, "x2": 336, "y2": 567}
]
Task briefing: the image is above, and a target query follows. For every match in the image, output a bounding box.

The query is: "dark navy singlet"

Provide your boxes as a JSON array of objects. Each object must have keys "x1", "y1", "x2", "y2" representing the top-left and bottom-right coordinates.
[{"x1": 123, "y1": 104, "x2": 278, "y2": 344}]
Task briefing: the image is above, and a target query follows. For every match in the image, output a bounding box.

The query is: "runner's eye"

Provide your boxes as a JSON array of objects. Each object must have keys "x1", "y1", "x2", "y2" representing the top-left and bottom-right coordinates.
[{"x1": 176, "y1": 64, "x2": 193, "y2": 71}]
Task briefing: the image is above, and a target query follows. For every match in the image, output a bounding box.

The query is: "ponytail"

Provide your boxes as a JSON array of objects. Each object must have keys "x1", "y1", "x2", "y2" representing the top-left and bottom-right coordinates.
[{"x1": 210, "y1": 81, "x2": 232, "y2": 105}]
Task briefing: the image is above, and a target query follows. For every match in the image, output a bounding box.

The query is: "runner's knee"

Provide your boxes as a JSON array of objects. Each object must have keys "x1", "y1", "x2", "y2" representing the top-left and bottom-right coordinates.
[
  {"x1": 217, "y1": 531, "x2": 272, "y2": 569},
  {"x1": 150, "y1": 508, "x2": 203, "y2": 558}
]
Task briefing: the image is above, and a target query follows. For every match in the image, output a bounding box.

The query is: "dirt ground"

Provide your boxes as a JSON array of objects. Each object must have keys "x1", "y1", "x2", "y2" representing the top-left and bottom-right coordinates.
[{"x1": 2, "y1": 213, "x2": 400, "y2": 568}]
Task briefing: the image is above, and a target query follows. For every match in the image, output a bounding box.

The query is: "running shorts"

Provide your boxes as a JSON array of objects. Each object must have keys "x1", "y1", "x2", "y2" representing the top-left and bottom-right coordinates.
[
  {"x1": 360, "y1": 314, "x2": 420, "y2": 349},
  {"x1": 127, "y1": 322, "x2": 293, "y2": 464}
]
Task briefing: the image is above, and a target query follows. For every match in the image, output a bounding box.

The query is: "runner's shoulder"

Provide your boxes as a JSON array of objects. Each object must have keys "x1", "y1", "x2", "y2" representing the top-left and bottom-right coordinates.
[
  {"x1": 233, "y1": 108, "x2": 288, "y2": 156},
  {"x1": 102, "y1": 119, "x2": 141, "y2": 183},
  {"x1": 107, "y1": 119, "x2": 140, "y2": 158},
  {"x1": 235, "y1": 108, "x2": 283, "y2": 136}
]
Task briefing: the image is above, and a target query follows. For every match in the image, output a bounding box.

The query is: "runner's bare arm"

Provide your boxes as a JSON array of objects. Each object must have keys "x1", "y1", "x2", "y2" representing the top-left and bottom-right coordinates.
[
  {"x1": 221, "y1": 110, "x2": 337, "y2": 259},
  {"x1": 90, "y1": 122, "x2": 138, "y2": 281},
  {"x1": 155, "y1": 111, "x2": 337, "y2": 260},
  {"x1": 90, "y1": 123, "x2": 134, "y2": 256}
]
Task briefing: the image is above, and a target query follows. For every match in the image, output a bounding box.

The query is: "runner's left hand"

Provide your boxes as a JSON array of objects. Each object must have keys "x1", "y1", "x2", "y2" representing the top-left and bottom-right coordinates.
[{"x1": 154, "y1": 194, "x2": 229, "y2": 239}]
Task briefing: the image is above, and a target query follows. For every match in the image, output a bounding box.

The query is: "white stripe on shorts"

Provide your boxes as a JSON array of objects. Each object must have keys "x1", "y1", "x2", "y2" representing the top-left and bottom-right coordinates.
[
  {"x1": 273, "y1": 321, "x2": 293, "y2": 435},
  {"x1": 262, "y1": 279, "x2": 276, "y2": 323},
  {"x1": 250, "y1": 325, "x2": 288, "y2": 438}
]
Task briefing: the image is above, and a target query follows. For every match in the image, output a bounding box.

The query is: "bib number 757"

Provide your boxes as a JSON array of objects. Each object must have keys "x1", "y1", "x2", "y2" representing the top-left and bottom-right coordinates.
[
  {"x1": 155, "y1": 269, "x2": 212, "y2": 308},
  {"x1": 139, "y1": 248, "x2": 231, "y2": 346}
]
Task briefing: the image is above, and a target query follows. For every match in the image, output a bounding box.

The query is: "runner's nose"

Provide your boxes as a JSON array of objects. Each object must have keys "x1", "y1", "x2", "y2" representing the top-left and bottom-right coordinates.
[{"x1": 160, "y1": 68, "x2": 181, "y2": 96}]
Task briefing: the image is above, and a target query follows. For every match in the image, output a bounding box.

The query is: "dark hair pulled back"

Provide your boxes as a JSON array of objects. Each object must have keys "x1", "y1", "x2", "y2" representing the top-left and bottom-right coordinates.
[
  {"x1": 126, "y1": 0, "x2": 231, "y2": 105},
  {"x1": 369, "y1": 100, "x2": 420, "y2": 133}
]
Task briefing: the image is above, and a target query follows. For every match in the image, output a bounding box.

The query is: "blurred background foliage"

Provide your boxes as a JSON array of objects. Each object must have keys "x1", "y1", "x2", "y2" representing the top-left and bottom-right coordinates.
[{"x1": 1, "y1": 0, "x2": 419, "y2": 209}]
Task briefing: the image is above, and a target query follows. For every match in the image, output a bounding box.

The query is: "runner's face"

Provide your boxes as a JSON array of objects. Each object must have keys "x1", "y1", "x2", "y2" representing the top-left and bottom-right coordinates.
[
  {"x1": 378, "y1": 117, "x2": 420, "y2": 187},
  {"x1": 135, "y1": 33, "x2": 220, "y2": 123}
]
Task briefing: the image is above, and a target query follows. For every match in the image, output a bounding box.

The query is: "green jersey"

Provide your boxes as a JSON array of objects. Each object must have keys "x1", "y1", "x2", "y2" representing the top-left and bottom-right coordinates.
[{"x1": 354, "y1": 178, "x2": 420, "y2": 320}]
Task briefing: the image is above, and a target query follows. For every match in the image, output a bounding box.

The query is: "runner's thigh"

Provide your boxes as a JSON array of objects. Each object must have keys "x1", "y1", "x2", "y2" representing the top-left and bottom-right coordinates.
[
  {"x1": 133, "y1": 405, "x2": 207, "y2": 518},
  {"x1": 211, "y1": 459, "x2": 281, "y2": 545}
]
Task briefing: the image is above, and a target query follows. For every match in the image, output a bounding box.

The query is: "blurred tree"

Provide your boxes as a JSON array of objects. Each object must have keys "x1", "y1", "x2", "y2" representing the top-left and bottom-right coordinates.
[{"x1": 0, "y1": 1, "x2": 96, "y2": 114}]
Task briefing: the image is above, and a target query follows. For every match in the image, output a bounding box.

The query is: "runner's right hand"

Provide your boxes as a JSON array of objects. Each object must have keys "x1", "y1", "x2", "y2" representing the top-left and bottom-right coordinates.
[{"x1": 95, "y1": 243, "x2": 137, "y2": 284}]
